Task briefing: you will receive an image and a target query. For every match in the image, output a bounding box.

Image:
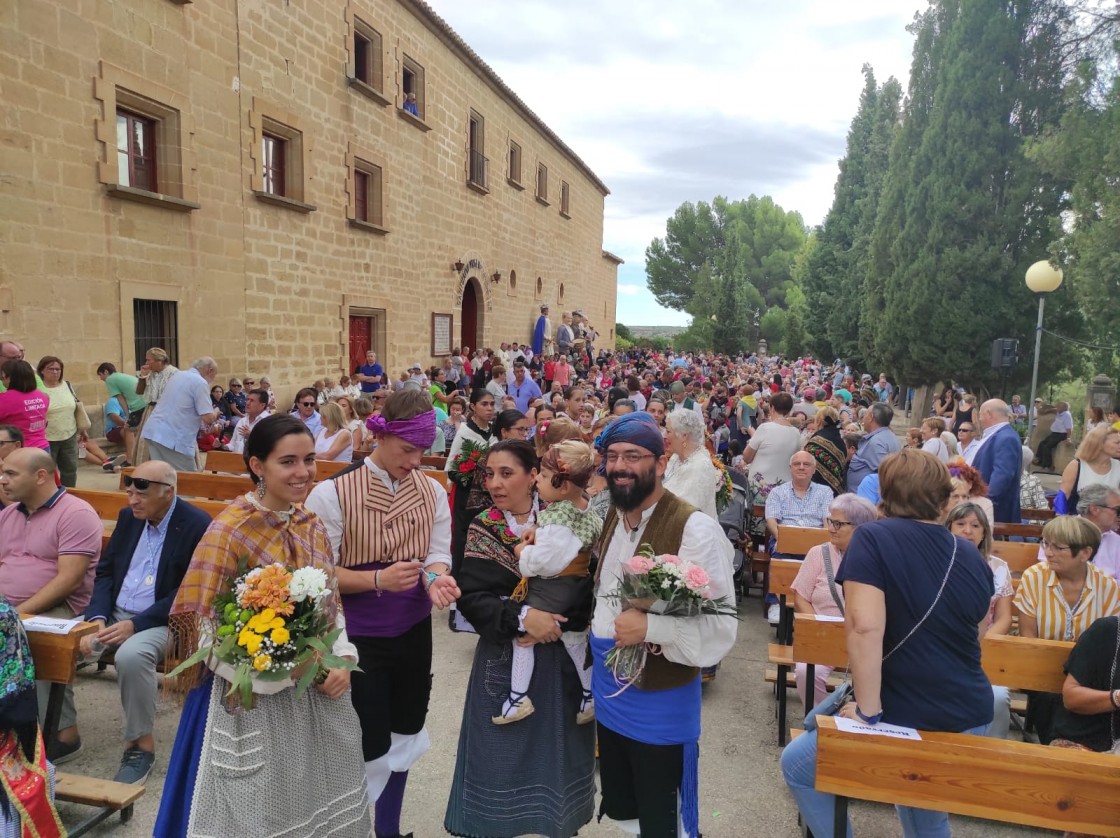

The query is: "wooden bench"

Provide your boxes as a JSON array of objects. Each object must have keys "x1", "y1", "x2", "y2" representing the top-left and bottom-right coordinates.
[
  {"x1": 769, "y1": 558, "x2": 802, "y2": 645},
  {"x1": 815, "y1": 714, "x2": 1120, "y2": 837},
  {"x1": 314, "y1": 458, "x2": 353, "y2": 479},
  {"x1": 71, "y1": 488, "x2": 227, "y2": 522},
  {"x1": 120, "y1": 467, "x2": 252, "y2": 500},
  {"x1": 993, "y1": 521, "x2": 1043, "y2": 540},
  {"x1": 1022, "y1": 506, "x2": 1056, "y2": 520},
  {"x1": 24, "y1": 618, "x2": 145, "y2": 835},
  {"x1": 776, "y1": 615, "x2": 1072, "y2": 746},
  {"x1": 203, "y1": 449, "x2": 248, "y2": 474},
  {"x1": 775, "y1": 525, "x2": 829, "y2": 557},
  {"x1": 421, "y1": 455, "x2": 447, "y2": 469},
  {"x1": 990, "y1": 540, "x2": 1040, "y2": 574}
]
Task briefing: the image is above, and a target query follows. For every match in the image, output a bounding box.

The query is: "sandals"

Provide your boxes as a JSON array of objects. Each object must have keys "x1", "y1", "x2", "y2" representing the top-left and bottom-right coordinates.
[{"x1": 492, "y1": 691, "x2": 535, "y2": 725}]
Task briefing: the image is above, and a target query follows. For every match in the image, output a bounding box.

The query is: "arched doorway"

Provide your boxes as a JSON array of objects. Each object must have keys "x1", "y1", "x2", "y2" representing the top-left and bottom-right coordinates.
[{"x1": 461, "y1": 277, "x2": 483, "y2": 352}]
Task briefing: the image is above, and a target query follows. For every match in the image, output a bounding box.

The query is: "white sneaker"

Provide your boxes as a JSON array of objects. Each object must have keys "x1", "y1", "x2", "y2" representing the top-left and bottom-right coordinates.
[{"x1": 767, "y1": 603, "x2": 781, "y2": 626}]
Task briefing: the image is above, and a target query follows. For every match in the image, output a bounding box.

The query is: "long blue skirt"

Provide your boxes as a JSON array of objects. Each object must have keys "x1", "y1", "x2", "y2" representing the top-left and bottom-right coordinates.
[{"x1": 444, "y1": 639, "x2": 596, "y2": 838}]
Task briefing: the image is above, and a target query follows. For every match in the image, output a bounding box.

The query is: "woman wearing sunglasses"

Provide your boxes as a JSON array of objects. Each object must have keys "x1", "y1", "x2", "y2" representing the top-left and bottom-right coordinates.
[{"x1": 155, "y1": 414, "x2": 371, "y2": 837}]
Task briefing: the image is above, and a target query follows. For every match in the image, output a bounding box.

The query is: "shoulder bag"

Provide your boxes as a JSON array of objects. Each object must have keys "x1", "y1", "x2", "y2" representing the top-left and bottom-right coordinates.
[{"x1": 66, "y1": 381, "x2": 91, "y2": 433}]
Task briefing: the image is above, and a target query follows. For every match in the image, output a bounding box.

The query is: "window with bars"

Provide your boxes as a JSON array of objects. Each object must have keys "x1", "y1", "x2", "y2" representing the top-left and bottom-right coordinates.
[
  {"x1": 133, "y1": 299, "x2": 179, "y2": 370},
  {"x1": 116, "y1": 109, "x2": 158, "y2": 192},
  {"x1": 261, "y1": 133, "x2": 286, "y2": 197}
]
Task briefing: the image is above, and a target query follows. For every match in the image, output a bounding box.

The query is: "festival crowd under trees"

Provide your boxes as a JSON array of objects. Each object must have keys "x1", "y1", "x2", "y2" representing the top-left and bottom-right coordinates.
[{"x1": 644, "y1": 0, "x2": 1120, "y2": 393}]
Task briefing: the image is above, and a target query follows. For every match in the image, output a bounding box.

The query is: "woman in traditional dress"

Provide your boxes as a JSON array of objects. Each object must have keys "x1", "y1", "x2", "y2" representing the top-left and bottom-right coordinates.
[
  {"x1": 802, "y1": 405, "x2": 847, "y2": 496},
  {"x1": 0, "y1": 595, "x2": 64, "y2": 838},
  {"x1": 154, "y1": 414, "x2": 372, "y2": 838},
  {"x1": 445, "y1": 440, "x2": 596, "y2": 838}
]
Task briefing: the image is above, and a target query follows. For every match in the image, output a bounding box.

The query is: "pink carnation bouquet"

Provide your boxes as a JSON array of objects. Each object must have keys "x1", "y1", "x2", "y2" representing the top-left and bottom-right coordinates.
[{"x1": 605, "y1": 544, "x2": 738, "y2": 691}]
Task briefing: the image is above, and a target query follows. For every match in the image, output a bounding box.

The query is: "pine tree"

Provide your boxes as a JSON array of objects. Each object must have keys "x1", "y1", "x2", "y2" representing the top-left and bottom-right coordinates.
[{"x1": 865, "y1": 0, "x2": 1078, "y2": 388}]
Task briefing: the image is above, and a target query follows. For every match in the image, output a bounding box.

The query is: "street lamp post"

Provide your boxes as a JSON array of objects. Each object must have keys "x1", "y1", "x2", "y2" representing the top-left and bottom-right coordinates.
[{"x1": 1025, "y1": 260, "x2": 1064, "y2": 435}]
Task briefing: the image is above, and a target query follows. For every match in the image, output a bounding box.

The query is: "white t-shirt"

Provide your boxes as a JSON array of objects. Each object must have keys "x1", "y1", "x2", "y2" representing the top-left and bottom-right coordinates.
[
  {"x1": 921, "y1": 436, "x2": 949, "y2": 463},
  {"x1": 314, "y1": 427, "x2": 353, "y2": 462},
  {"x1": 747, "y1": 421, "x2": 803, "y2": 486},
  {"x1": 1076, "y1": 458, "x2": 1120, "y2": 494}
]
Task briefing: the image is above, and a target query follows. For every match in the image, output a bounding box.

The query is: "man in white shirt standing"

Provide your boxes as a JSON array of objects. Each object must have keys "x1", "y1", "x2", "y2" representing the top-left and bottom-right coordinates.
[
  {"x1": 1035, "y1": 400, "x2": 1073, "y2": 470},
  {"x1": 140, "y1": 357, "x2": 219, "y2": 472}
]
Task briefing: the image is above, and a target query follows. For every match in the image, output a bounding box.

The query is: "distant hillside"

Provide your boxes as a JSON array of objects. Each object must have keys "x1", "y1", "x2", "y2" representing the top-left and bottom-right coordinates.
[{"x1": 628, "y1": 325, "x2": 688, "y2": 339}]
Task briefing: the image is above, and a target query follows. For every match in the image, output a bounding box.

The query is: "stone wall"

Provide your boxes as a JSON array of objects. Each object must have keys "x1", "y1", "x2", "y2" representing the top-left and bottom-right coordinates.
[{"x1": 1, "y1": 0, "x2": 618, "y2": 411}]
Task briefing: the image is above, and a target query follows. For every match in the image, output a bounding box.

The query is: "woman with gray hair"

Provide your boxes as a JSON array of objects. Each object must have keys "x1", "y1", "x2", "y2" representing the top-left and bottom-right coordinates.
[
  {"x1": 663, "y1": 408, "x2": 720, "y2": 519},
  {"x1": 790, "y1": 493, "x2": 879, "y2": 704}
]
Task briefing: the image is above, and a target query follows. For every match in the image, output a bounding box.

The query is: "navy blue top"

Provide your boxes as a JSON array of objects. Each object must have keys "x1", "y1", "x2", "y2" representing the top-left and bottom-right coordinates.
[
  {"x1": 357, "y1": 363, "x2": 383, "y2": 393},
  {"x1": 837, "y1": 517, "x2": 994, "y2": 732}
]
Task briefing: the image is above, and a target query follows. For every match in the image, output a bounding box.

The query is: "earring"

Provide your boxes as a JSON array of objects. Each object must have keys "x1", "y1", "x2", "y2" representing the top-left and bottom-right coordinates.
[{"x1": 256, "y1": 475, "x2": 266, "y2": 499}]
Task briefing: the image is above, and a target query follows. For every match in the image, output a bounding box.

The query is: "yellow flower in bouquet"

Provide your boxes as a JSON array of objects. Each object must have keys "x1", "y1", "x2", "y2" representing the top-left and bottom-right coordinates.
[
  {"x1": 270, "y1": 627, "x2": 291, "y2": 645},
  {"x1": 252, "y1": 654, "x2": 272, "y2": 672},
  {"x1": 238, "y1": 628, "x2": 263, "y2": 655},
  {"x1": 247, "y1": 608, "x2": 285, "y2": 633}
]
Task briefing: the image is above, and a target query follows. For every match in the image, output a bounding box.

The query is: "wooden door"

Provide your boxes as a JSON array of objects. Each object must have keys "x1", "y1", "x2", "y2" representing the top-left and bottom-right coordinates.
[{"x1": 349, "y1": 315, "x2": 372, "y2": 374}]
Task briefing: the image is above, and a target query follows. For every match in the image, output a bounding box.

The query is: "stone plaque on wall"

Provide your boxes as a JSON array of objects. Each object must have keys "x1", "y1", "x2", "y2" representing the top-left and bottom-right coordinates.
[{"x1": 431, "y1": 313, "x2": 453, "y2": 356}]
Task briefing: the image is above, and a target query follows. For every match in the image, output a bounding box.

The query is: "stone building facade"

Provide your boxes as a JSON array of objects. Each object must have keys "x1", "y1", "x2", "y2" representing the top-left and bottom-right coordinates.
[{"x1": 1, "y1": 0, "x2": 619, "y2": 408}]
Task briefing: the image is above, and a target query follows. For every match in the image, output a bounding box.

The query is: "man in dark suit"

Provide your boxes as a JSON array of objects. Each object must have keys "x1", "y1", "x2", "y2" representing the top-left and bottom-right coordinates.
[
  {"x1": 81, "y1": 460, "x2": 211, "y2": 783},
  {"x1": 973, "y1": 399, "x2": 1024, "y2": 523}
]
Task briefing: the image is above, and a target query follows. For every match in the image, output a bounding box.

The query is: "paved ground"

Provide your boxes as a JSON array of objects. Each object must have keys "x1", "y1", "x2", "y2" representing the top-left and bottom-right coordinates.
[{"x1": 60, "y1": 458, "x2": 1056, "y2": 837}]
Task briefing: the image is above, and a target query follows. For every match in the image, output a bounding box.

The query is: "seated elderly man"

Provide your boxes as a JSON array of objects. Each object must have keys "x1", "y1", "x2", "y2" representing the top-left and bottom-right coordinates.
[
  {"x1": 81, "y1": 460, "x2": 211, "y2": 783},
  {"x1": 0, "y1": 447, "x2": 102, "y2": 763},
  {"x1": 1035, "y1": 484, "x2": 1120, "y2": 583},
  {"x1": 766, "y1": 452, "x2": 835, "y2": 544}
]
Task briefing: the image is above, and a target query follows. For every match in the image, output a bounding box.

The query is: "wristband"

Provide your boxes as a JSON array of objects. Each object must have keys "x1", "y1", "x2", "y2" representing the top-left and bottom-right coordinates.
[
  {"x1": 373, "y1": 569, "x2": 382, "y2": 595},
  {"x1": 424, "y1": 570, "x2": 439, "y2": 589},
  {"x1": 1111, "y1": 689, "x2": 1120, "y2": 711},
  {"x1": 855, "y1": 706, "x2": 882, "y2": 725}
]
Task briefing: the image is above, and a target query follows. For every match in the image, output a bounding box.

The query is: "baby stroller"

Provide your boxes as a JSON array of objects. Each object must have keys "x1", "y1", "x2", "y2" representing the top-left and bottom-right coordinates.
[{"x1": 719, "y1": 470, "x2": 751, "y2": 600}]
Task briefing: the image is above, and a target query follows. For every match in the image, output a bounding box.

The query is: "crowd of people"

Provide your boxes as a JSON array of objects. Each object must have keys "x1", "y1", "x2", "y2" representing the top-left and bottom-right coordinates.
[{"x1": 3, "y1": 329, "x2": 1120, "y2": 837}]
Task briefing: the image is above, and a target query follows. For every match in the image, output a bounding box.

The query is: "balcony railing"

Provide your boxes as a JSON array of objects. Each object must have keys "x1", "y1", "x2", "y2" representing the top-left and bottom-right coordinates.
[{"x1": 468, "y1": 148, "x2": 488, "y2": 190}]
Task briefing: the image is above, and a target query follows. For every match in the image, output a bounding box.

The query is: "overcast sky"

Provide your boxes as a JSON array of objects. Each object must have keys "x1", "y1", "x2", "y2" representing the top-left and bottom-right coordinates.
[{"x1": 430, "y1": 1, "x2": 927, "y2": 326}]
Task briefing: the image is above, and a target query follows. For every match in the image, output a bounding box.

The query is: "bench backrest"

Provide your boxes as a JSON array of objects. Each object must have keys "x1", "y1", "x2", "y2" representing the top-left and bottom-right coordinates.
[
  {"x1": 72, "y1": 488, "x2": 228, "y2": 522},
  {"x1": 421, "y1": 455, "x2": 447, "y2": 469},
  {"x1": 790, "y1": 614, "x2": 1071, "y2": 692},
  {"x1": 1022, "y1": 506, "x2": 1056, "y2": 520},
  {"x1": 993, "y1": 521, "x2": 1043, "y2": 539},
  {"x1": 424, "y1": 469, "x2": 450, "y2": 491},
  {"x1": 313, "y1": 459, "x2": 352, "y2": 479},
  {"x1": 120, "y1": 467, "x2": 252, "y2": 501},
  {"x1": 776, "y1": 525, "x2": 829, "y2": 556},
  {"x1": 204, "y1": 449, "x2": 248, "y2": 474},
  {"x1": 990, "y1": 540, "x2": 1040, "y2": 573},
  {"x1": 815, "y1": 714, "x2": 1120, "y2": 836},
  {"x1": 770, "y1": 559, "x2": 802, "y2": 598}
]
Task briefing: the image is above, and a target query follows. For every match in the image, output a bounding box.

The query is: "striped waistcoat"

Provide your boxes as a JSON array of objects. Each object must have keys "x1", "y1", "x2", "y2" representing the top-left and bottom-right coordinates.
[{"x1": 334, "y1": 465, "x2": 438, "y2": 567}]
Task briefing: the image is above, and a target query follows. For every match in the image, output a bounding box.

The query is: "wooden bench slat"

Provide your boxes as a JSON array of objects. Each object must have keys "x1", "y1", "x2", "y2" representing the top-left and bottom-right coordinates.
[
  {"x1": 768, "y1": 643, "x2": 793, "y2": 667},
  {"x1": 815, "y1": 715, "x2": 1120, "y2": 836},
  {"x1": 23, "y1": 620, "x2": 97, "y2": 685},
  {"x1": 993, "y1": 522, "x2": 1042, "y2": 539},
  {"x1": 769, "y1": 559, "x2": 801, "y2": 598},
  {"x1": 990, "y1": 540, "x2": 1041, "y2": 573},
  {"x1": 55, "y1": 772, "x2": 145, "y2": 808},
  {"x1": 775, "y1": 525, "x2": 829, "y2": 556},
  {"x1": 203, "y1": 449, "x2": 248, "y2": 474}
]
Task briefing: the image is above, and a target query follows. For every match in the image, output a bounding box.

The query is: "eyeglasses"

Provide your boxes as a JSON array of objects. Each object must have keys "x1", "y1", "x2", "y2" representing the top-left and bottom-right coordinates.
[
  {"x1": 959, "y1": 427, "x2": 974, "y2": 432},
  {"x1": 1041, "y1": 541, "x2": 1073, "y2": 554},
  {"x1": 230, "y1": 384, "x2": 242, "y2": 388},
  {"x1": 299, "y1": 401, "x2": 316, "y2": 407},
  {"x1": 123, "y1": 476, "x2": 172, "y2": 492},
  {"x1": 511, "y1": 426, "x2": 531, "y2": 436},
  {"x1": 244, "y1": 381, "x2": 256, "y2": 386},
  {"x1": 605, "y1": 451, "x2": 656, "y2": 464},
  {"x1": 825, "y1": 517, "x2": 854, "y2": 529}
]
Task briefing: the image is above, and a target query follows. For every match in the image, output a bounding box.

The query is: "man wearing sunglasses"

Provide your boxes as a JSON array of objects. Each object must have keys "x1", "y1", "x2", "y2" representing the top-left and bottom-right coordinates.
[
  {"x1": 80, "y1": 461, "x2": 211, "y2": 783},
  {"x1": 140, "y1": 357, "x2": 220, "y2": 472},
  {"x1": 0, "y1": 447, "x2": 102, "y2": 763}
]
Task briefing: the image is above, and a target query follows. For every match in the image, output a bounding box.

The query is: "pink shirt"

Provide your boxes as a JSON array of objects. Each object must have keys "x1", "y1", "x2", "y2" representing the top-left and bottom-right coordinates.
[
  {"x1": 0, "y1": 489, "x2": 102, "y2": 615},
  {"x1": 0, "y1": 389, "x2": 49, "y2": 449},
  {"x1": 790, "y1": 543, "x2": 845, "y2": 618},
  {"x1": 553, "y1": 362, "x2": 572, "y2": 387}
]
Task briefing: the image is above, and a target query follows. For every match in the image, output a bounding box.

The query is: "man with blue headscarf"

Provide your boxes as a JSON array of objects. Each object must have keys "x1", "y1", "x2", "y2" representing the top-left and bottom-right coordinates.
[{"x1": 590, "y1": 413, "x2": 738, "y2": 838}]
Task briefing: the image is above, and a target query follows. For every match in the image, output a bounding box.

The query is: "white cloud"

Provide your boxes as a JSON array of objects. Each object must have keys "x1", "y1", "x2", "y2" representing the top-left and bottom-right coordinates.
[{"x1": 430, "y1": 1, "x2": 925, "y2": 324}]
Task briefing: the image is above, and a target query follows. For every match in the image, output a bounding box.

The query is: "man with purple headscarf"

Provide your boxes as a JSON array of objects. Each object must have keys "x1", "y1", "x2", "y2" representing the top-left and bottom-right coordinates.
[
  {"x1": 590, "y1": 412, "x2": 737, "y2": 838},
  {"x1": 306, "y1": 388, "x2": 459, "y2": 838}
]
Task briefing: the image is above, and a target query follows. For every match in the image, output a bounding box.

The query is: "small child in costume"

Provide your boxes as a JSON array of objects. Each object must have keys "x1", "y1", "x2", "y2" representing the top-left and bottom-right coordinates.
[{"x1": 495, "y1": 440, "x2": 602, "y2": 725}]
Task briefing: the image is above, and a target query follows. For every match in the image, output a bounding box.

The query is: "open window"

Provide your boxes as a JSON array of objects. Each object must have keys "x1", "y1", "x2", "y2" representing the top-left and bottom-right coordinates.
[
  {"x1": 249, "y1": 100, "x2": 315, "y2": 212},
  {"x1": 348, "y1": 10, "x2": 390, "y2": 106},
  {"x1": 346, "y1": 143, "x2": 388, "y2": 233},
  {"x1": 398, "y1": 55, "x2": 429, "y2": 130}
]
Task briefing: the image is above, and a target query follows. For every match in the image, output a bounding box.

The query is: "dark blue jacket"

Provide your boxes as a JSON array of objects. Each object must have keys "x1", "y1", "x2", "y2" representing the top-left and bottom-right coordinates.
[
  {"x1": 972, "y1": 423, "x2": 1023, "y2": 524},
  {"x1": 85, "y1": 499, "x2": 211, "y2": 633}
]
